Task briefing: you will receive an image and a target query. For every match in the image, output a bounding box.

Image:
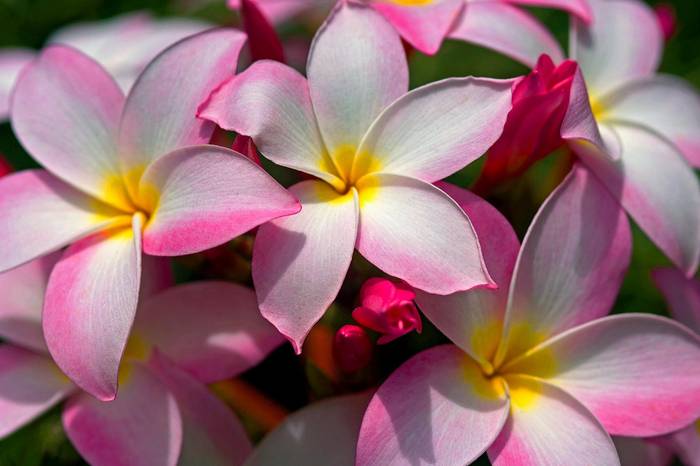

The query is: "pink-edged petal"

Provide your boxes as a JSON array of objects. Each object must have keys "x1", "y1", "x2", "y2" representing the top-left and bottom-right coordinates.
[
  {"x1": 577, "y1": 123, "x2": 700, "y2": 275},
  {"x1": 508, "y1": 0, "x2": 592, "y2": 21},
  {"x1": 415, "y1": 182, "x2": 519, "y2": 365},
  {"x1": 148, "y1": 352, "x2": 251, "y2": 466},
  {"x1": 652, "y1": 268, "x2": 700, "y2": 333},
  {"x1": 504, "y1": 314, "x2": 700, "y2": 436},
  {"x1": 0, "y1": 345, "x2": 74, "y2": 438},
  {"x1": 135, "y1": 281, "x2": 284, "y2": 384},
  {"x1": 613, "y1": 437, "x2": 672, "y2": 466},
  {"x1": 496, "y1": 165, "x2": 630, "y2": 365},
  {"x1": 0, "y1": 48, "x2": 34, "y2": 120},
  {"x1": 139, "y1": 145, "x2": 300, "y2": 256},
  {"x1": 570, "y1": 0, "x2": 662, "y2": 98},
  {"x1": 307, "y1": 2, "x2": 408, "y2": 158},
  {"x1": 198, "y1": 60, "x2": 340, "y2": 186},
  {"x1": 0, "y1": 170, "x2": 126, "y2": 273},
  {"x1": 449, "y1": 1, "x2": 564, "y2": 68},
  {"x1": 357, "y1": 173, "x2": 493, "y2": 295},
  {"x1": 50, "y1": 13, "x2": 210, "y2": 92},
  {"x1": 598, "y1": 75, "x2": 700, "y2": 168},
  {"x1": 247, "y1": 392, "x2": 370, "y2": 466},
  {"x1": 656, "y1": 422, "x2": 700, "y2": 466},
  {"x1": 355, "y1": 77, "x2": 513, "y2": 183},
  {"x1": 372, "y1": 0, "x2": 463, "y2": 55},
  {"x1": 10, "y1": 46, "x2": 130, "y2": 209},
  {"x1": 118, "y1": 28, "x2": 245, "y2": 181},
  {"x1": 253, "y1": 180, "x2": 358, "y2": 352},
  {"x1": 488, "y1": 375, "x2": 619, "y2": 466},
  {"x1": 357, "y1": 345, "x2": 509, "y2": 466},
  {"x1": 63, "y1": 362, "x2": 182, "y2": 466},
  {"x1": 0, "y1": 253, "x2": 60, "y2": 353},
  {"x1": 43, "y1": 215, "x2": 143, "y2": 401},
  {"x1": 560, "y1": 67, "x2": 610, "y2": 156}
]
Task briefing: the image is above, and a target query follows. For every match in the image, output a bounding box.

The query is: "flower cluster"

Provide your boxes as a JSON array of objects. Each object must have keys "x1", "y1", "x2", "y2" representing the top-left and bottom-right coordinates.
[{"x1": 0, "y1": 0, "x2": 699, "y2": 465}]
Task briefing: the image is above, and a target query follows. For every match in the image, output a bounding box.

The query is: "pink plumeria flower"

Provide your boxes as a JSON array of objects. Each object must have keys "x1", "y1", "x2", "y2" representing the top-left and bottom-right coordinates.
[
  {"x1": 0, "y1": 30, "x2": 299, "y2": 400},
  {"x1": 0, "y1": 256, "x2": 284, "y2": 466},
  {"x1": 200, "y1": 1, "x2": 514, "y2": 352},
  {"x1": 246, "y1": 392, "x2": 371, "y2": 466},
  {"x1": 559, "y1": 0, "x2": 700, "y2": 275},
  {"x1": 649, "y1": 268, "x2": 700, "y2": 466},
  {"x1": 352, "y1": 277, "x2": 422, "y2": 344},
  {"x1": 0, "y1": 12, "x2": 210, "y2": 120},
  {"x1": 356, "y1": 166, "x2": 700, "y2": 465}
]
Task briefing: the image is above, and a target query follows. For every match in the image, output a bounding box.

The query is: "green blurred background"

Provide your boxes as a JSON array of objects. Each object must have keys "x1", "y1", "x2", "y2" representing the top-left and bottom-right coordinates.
[{"x1": 0, "y1": 0, "x2": 698, "y2": 464}]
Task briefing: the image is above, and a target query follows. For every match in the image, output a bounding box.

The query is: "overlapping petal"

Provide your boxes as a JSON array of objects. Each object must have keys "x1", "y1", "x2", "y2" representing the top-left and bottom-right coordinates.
[
  {"x1": 139, "y1": 145, "x2": 300, "y2": 256},
  {"x1": 355, "y1": 77, "x2": 513, "y2": 183},
  {"x1": 135, "y1": 281, "x2": 284, "y2": 383},
  {"x1": 357, "y1": 345, "x2": 509, "y2": 466},
  {"x1": 652, "y1": 268, "x2": 700, "y2": 333},
  {"x1": 356, "y1": 174, "x2": 492, "y2": 294},
  {"x1": 415, "y1": 182, "x2": 519, "y2": 365},
  {"x1": 508, "y1": 0, "x2": 592, "y2": 21},
  {"x1": 252, "y1": 180, "x2": 358, "y2": 352},
  {"x1": 10, "y1": 46, "x2": 129, "y2": 209},
  {"x1": 0, "y1": 170, "x2": 126, "y2": 272},
  {"x1": 504, "y1": 314, "x2": 700, "y2": 436},
  {"x1": 0, "y1": 49, "x2": 33, "y2": 120},
  {"x1": 496, "y1": 166, "x2": 631, "y2": 364},
  {"x1": 449, "y1": 2, "x2": 564, "y2": 68},
  {"x1": 613, "y1": 437, "x2": 672, "y2": 466},
  {"x1": 43, "y1": 216, "x2": 143, "y2": 401}
]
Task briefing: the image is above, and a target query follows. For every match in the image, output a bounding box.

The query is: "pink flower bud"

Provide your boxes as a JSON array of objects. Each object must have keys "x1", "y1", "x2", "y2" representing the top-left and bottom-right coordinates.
[
  {"x1": 654, "y1": 4, "x2": 677, "y2": 42},
  {"x1": 333, "y1": 324, "x2": 373, "y2": 373},
  {"x1": 473, "y1": 54, "x2": 577, "y2": 194},
  {"x1": 0, "y1": 154, "x2": 12, "y2": 178},
  {"x1": 352, "y1": 278, "x2": 422, "y2": 344}
]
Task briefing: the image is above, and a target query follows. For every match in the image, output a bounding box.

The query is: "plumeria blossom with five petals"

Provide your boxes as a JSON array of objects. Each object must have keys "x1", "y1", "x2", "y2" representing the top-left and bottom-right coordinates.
[
  {"x1": 0, "y1": 254, "x2": 284, "y2": 466},
  {"x1": 356, "y1": 166, "x2": 700, "y2": 465},
  {"x1": 0, "y1": 29, "x2": 300, "y2": 400},
  {"x1": 0, "y1": 11, "x2": 211, "y2": 120},
  {"x1": 200, "y1": 1, "x2": 515, "y2": 351}
]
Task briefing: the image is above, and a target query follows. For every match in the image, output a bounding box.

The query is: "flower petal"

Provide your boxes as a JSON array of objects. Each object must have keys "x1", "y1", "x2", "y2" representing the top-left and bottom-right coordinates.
[
  {"x1": 140, "y1": 145, "x2": 300, "y2": 256},
  {"x1": 307, "y1": 2, "x2": 408, "y2": 158},
  {"x1": 252, "y1": 180, "x2": 358, "y2": 352},
  {"x1": 357, "y1": 345, "x2": 509, "y2": 466},
  {"x1": 135, "y1": 281, "x2": 284, "y2": 383},
  {"x1": 570, "y1": 0, "x2": 662, "y2": 98},
  {"x1": 198, "y1": 60, "x2": 340, "y2": 185},
  {"x1": 148, "y1": 352, "x2": 251, "y2": 466},
  {"x1": 613, "y1": 437, "x2": 672, "y2": 466},
  {"x1": 577, "y1": 123, "x2": 700, "y2": 275},
  {"x1": 496, "y1": 165, "x2": 630, "y2": 365},
  {"x1": 449, "y1": 2, "x2": 564, "y2": 68},
  {"x1": 652, "y1": 267, "x2": 700, "y2": 333},
  {"x1": 0, "y1": 48, "x2": 33, "y2": 120},
  {"x1": 415, "y1": 182, "x2": 519, "y2": 365},
  {"x1": 10, "y1": 46, "x2": 129, "y2": 209},
  {"x1": 504, "y1": 314, "x2": 700, "y2": 436},
  {"x1": 356, "y1": 77, "x2": 513, "y2": 183},
  {"x1": 356, "y1": 173, "x2": 493, "y2": 295},
  {"x1": 0, "y1": 253, "x2": 60, "y2": 353},
  {"x1": 508, "y1": 0, "x2": 592, "y2": 22},
  {"x1": 598, "y1": 75, "x2": 700, "y2": 168},
  {"x1": 246, "y1": 392, "x2": 370, "y2": 466},
  {"x1": 118, "y1": 28, "x2": 245, "y2": 178},
  {"x1": 43, "y1": 215, "x2": 143, "y2": 401},
  {"x1": 488, "y1": 375, "x2": 619, "y2": 466},
  {"x1": 560, "y1": 67, "x2": 610, "y2": 157},
  {"x1": 63, "y1": 362, "x2": 182, "y2": 466},
  {"x1": 656, "y1": 423, "x2": 700, "y2": 466},
  {"x1": 371, "y1": 0, "x2": 463, "y2": 55},
  {"x1": 0, "y1": 345, "x2": 73, "y2": 438},
  {"x1": 0, "y1": 170, "x2": 126, "y2": 273}
]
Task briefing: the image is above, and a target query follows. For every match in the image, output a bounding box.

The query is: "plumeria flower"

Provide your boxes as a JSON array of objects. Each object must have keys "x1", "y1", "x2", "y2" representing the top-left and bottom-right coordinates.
[
  {"x1": 356, "y1": 166, "x2": 700, "y2": 465},
  {"x1": 200, "y1": 1, "x2": 514, "y2": 351},
  {"x1": 352, "y1": 277, "x2": 422, "y2": 344},
  {"x1": 0, "y1": 255, "x2": 284, "y2": 466},
  {"x1": 0, "y1": 12, "x2": 210, "y2": 120},
  {"x1": 0, "y1": 30, "x2": 299, "y2": 400},
  {"x1": 648, "y1": 268, "x2": 700, "y2": 465},
  {"x1": 245, "y1": 392, "x2": 371, "y2": 466}
]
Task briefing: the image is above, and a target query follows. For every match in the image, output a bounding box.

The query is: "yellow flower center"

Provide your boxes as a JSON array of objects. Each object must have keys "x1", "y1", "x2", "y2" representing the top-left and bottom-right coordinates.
[
  {"x1": 97, "y1": 164, "x2": 160, "y2": 230},
  {"x1": 318, "y1": 145, "x2": 383, "y2": 206}
]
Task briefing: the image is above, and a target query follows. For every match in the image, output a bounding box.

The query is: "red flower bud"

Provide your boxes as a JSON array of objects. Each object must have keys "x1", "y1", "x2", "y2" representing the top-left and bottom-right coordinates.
[
  {"x1": 333, "y1": 324, "x2": 372, "y2": 374},
  {"x1": 654, "y1": 4, "x2": 677, "y2": 42}
]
